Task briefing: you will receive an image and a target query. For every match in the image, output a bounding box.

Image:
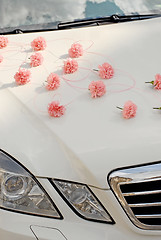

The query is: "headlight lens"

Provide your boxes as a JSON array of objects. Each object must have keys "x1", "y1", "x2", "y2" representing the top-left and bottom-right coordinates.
[
  {"x1": 0, "y1": 151, "x2": 62, "y2": 219},
  {"x1": 51, "y1": 179, "x2": 114, "y2": 224}
]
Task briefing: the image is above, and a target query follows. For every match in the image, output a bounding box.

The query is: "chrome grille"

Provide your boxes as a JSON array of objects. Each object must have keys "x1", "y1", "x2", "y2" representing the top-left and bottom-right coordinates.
[{"x1": 109, "y1": 162, "x2": 161, "y2": 230}]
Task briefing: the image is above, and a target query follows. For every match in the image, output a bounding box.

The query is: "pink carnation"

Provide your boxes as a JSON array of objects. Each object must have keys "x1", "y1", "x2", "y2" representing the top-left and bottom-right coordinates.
[
  {"x1": 0, "y1": 36, "x2": 8, "y2": 49},
  {"x1": 63, "y1": 58, "x2": 78, "y2": 74},
  {"x1": 0, "y1": 55, "x2": 3, "y2": 63},
  {"x1": 154, "y1": 74, "x2": 161, "y2": 90},
  {"x1": 46, "y1": 73, "x2": 60, "y2": 90},
  {"x1": 68, "y1": 43, "x2": 83, "y2": 58},
  {"x1": 30, "y1": 52, "x2": 43, "y2": 67},
  {"x1": 122, "y1": 101, "x2": 137, "y2": 119},
  {"x1": 31, "y1": 36, "x2": 46, "y2": 51},
  {"x1": 89, "y1": 80, "x2": 106, "y2": 98},
  {"x1": 98, "y1": 62, "x2": 114, "y2": 79},
  {"x1": 14, "y1": 68, "x2": 31, "y2": 85},
  {"x1": 48, "y1": 101, "x2": 66, "y2": 117}
]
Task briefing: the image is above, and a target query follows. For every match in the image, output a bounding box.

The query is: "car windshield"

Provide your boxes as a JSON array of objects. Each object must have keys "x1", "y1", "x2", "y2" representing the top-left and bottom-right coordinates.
[{"x1": 0, "y1": 0, "x2": 161, "y2": 32}]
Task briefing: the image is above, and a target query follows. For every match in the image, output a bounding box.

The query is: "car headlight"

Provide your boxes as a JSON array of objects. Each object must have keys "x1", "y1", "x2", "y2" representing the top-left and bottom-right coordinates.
[
  {"x1": 51, "y1": 179, "x2": 114, "y2": 224},
  {"x1": 0, "y1": 151, "x2": 62, "y2": 219}
]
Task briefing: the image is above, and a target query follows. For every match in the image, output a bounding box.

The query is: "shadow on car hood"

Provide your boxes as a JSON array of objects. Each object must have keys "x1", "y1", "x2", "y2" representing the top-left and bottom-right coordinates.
[{"x1": 1, "y1": 17, "x2": 161, "y2": 188}]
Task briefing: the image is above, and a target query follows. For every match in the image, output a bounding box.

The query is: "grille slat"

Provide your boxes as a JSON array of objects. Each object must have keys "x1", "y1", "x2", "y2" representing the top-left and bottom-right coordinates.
[
  {"x1": 123, "y1": 189, "x2": 161, "y2": 196},
  {"x1": 129, "y1": 202, "x2": 161, "y2": 207},
  {"x1": 109, "y1": 163, "x2": 161, "y2": 230},
  {"x1": 121, "y1": 180, "x2": 161, "y2": 226},
  {"x1": 136, "y1": 214, "x2": 161, "y2": 219}
]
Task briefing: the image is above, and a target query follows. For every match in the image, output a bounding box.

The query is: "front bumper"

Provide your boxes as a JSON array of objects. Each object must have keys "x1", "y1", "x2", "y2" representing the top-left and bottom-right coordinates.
[{"x1": 1, "y1": 178, "x2": 161, "y2": 240}]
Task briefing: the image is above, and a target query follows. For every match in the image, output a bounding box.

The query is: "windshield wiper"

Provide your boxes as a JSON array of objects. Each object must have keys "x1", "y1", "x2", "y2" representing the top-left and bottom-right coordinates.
[
  {"x1": 111, "y1": 13, "x2": 161, "y2": 22},
  {"x1": 1, "y1": 13, "x2": 161, "y2": 34},
  {"x1": 58, "y1": 13, "x2": 161, "y2": 29},
  {"x1": 0, "y1": 22, "x2": 58, "y2": 35},
  {"x1": 0, "y1": 29, "x2": 24, "y2": 35}
]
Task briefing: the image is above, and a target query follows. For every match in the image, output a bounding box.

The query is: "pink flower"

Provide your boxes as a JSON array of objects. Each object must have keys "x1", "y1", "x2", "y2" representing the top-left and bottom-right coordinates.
[
  {"x1": 68, "y1": 43, "x2": 83, "y2": 58},
  {"x1": 154, "y1": 74, "x2": 161, "y2": 90},
  {"x1": 122, "y1": 101, "x2": 137, "y2": 119},
  {"x1": 14, "y1": 68, "x2": 31, "y2": 85},
  {"x1": 89, "y1": 80, "x2": 106, "y2": 98},
  {"x1": 30, "y1": 52, "x2": 43, "y2": 67},
  {"x1": 48, "y1": 101, "x2": 66, "y2": 117},
  {"x1": 98, "y1": 62, "x2": 114, "y2": 79},
  {"x1": 46, "y1": 73, "x2": 60, "y2": 90},
  {"x1": 0, "y1": 36, "x2": 8, "y2": 49},
  {"x1": 0, "y1": 55, "x2": 3, "y2": 63},
  {"x1": 31, "y1": 37, "x2": 46, "y2": 51},
  {"x1": 63, "y1": 58, "x2": 78, "y2": 74}
]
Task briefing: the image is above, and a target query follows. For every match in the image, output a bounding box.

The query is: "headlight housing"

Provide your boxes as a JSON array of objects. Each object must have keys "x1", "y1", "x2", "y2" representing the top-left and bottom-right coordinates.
[
  {"x1": 0, "y1": 150, "x2": 62, "y2": 219},
  {"x1": 51, "y1": 179, "x2": 114, "y2": 224}
]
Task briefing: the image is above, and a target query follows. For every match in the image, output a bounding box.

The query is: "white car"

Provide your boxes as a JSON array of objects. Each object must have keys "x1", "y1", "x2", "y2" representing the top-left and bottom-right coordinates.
[{"x1": 1, "y1": 0, "x2": 161, "y2": 239}]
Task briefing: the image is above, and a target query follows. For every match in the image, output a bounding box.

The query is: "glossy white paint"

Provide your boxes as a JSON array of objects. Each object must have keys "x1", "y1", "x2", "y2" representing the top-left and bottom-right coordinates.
[
  {"x1": 30, "y1": 226, "x2": 67, "y2": 240},
  {"x1": 1, "y1": 17, "x2": 161, "y2": 239},
  {"x1": 1, "y1": 17, "x2": 161, "y2": 188}
]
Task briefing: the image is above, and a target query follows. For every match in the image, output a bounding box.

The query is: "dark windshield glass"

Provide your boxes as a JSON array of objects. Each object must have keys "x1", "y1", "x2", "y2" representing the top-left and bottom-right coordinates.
[{"x1": 0, "y1": 0, "x2": 161, "y2": 31}]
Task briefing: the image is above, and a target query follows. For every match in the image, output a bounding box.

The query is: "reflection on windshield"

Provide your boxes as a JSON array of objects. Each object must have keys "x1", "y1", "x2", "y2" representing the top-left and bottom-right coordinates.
[{"x1": 0, "y1": 0, "x2": 161, "y2": 30}]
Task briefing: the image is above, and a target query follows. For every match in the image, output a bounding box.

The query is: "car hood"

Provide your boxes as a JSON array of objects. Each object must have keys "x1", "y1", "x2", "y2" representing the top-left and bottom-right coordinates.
[{"x1": 1, "y1": 17, "x2": 161, "y2": 189}]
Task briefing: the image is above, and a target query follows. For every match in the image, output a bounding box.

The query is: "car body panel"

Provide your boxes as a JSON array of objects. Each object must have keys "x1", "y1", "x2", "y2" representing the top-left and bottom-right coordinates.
[{"x1": 1, "y1": 17, "x2": 161, "y2": 190}]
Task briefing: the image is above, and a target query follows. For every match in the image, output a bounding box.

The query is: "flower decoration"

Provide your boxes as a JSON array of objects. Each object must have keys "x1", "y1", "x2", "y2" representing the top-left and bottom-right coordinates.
[
  {"x1": 117, "y1": 101, "x2": 137, "y2": 119},
  {"x1": 154, "y1": 74, "x2": 161, "y2": 90},
  {"x1": 68, "y1": 43, "x2": 83, "y2": 58},
  {"x1": 30, "y1": 52, "x2": 43, "y2": 67},
  {"x1": 89, "y1": 80, "x2": 106, "y2": 98},
  {"x1": 0, "y1": 36, "x2": 8, "y2": 49},
  {"x1": 96, "y1": 62, "x2": 114, "y2": 79},
  {"x1": 48, "y1": 101, "x2": 66, "y2": 117},
  {"x1": 145, "y1": 74, "x2": 161, "y2": 90},
  {"x1": 63, "y1": 58, "x2": 78, "y2": 74},
  {"x1": 31, "y1": 36, "x2": 47, "y2": 51},
  {"x1": 14, "y1": 68, "x2": 31, "y2": 85},
  {"x1": 46, "y1": 73, "x2": 60, "y2": 91},
  {"x1": 0, "y1": 55, "x2": 3, "y2": 63}
]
